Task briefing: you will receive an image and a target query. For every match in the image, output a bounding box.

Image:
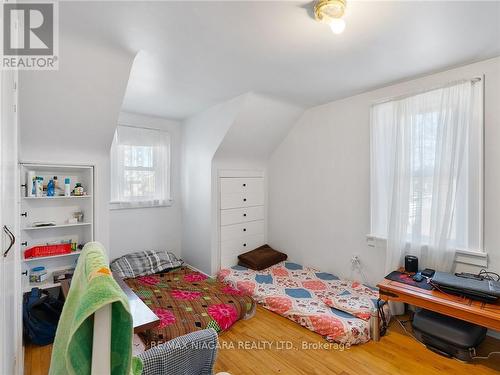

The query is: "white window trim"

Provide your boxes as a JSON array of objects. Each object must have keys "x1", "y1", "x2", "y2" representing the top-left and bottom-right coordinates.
[
  {"x1": 109, "y1": 123, "x2": 172, "y2": 210},
  {"x1": 109, "y1": 199, "x2": 174, "y2": 210}
]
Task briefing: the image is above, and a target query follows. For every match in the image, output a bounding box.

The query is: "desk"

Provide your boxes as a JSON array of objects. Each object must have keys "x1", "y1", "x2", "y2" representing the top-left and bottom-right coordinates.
[
  {"x1": 59, "y1": 275, "x2": 160, "y2": 333},
  {"x1": 377, "y1": 278, "x2": 500, "y2": 331}
]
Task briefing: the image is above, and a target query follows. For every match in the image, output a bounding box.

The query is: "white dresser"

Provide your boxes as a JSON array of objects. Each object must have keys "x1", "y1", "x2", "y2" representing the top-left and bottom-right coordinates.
[{"x1": 219, "y1": 173, "x2": 266, "y2": 268}]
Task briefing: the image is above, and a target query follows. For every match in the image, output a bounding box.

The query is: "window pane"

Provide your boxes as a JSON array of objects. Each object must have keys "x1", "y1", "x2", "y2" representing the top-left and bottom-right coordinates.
[
  {"x1": 123, "y1": 170, "x2": 156, "y2": 199},
  {"x1": 111, "y1": 125, "x2": 171, "y2": 206},
  {"x1": 408, "y1": 111, "x2": 439, "y2": 241},
  {"x1": 123, "y1": 145, "x2": 153, "y2": 168}
]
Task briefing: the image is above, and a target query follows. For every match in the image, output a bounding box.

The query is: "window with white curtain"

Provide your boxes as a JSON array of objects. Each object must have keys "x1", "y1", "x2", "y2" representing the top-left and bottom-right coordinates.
[
  {"x1": 370, "y1": 79, "x2": 483, "y2": 272},
  {"x1": 110, "y1": 125, "x2": 171, "y2": 208}
]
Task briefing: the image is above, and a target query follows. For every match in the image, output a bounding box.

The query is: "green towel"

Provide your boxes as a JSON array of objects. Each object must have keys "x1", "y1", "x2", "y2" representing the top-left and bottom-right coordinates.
[{"x1": 49, "y1": 242, "x2": 142, "y2": 375}]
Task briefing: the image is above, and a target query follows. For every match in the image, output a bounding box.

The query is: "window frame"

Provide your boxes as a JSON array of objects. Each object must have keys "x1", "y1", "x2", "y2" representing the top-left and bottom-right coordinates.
[{"x1": 109, "y1": 124, "x2": 172, "y2": 210}]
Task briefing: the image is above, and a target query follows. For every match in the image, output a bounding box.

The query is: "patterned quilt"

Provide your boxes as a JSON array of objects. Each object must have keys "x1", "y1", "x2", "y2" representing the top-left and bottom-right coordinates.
[
  {"x1": 125, "y1": 267, "x2": 255, "y2": 348},
  {"x1": 217, "y1": 261, "x2": 390, "y2": 345}
]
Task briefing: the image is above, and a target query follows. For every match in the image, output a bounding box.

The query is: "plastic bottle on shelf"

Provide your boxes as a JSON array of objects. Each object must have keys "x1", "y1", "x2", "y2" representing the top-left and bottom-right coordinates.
[
  {"x1": 27, "y1": 171, "x2": 35, "y2": 197},
  {"x1": 35, "y1": 177, "x2": 43, "y2": 197},
  {"x1": 64, "y1": 178, "x2": 71, "y2": 197},
  {"x1": 47, "y1": 179, "x2": 55, "y2": 197},
  {"x1": 74, "y1": 183, "x2": 83, "y2": 196},
  {"x1": 53, "y1": 176, "x2": 63, "y2": 196}
]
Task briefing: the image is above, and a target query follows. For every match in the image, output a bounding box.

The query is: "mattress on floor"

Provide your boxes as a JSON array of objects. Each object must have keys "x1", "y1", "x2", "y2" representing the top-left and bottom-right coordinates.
[
  {"x1": 124, "y1": 266, "x2": 256, "y2": 348},
  {"x1": 217, "y1": 261, "x2": 389, "y2": 345}
]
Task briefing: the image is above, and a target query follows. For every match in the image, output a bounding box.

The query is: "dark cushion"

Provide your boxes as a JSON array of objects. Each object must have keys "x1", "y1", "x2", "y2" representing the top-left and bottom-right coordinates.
[{"x1": 237, "y1": 245, "x2": 287, "y2": 270}]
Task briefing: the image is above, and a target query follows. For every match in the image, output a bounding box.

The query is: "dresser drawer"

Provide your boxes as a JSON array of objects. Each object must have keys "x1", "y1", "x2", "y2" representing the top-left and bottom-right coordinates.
[
  {"x1": 220, "y1": 220, "x2": 264, "y2": 242},
  {"x1": 220, "y1": 178, "x2": 264, "y2": 194},
  {"x1": 220, "y1": 206, "x2": 264, "y2": 226},
  {"x1": 220, "y1": 191, "x2": 264, "y2": 209},
  {"x1": 219, "y1": 234, "x2": 266, "y2": 267}
]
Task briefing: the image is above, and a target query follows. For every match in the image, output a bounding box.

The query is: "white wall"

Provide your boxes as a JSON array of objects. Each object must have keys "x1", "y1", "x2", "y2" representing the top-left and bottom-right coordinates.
[
  {"x1": 181, "y1": 95, "x2": 246, "y2": 274},
  {"x1": 109, "y1": 112, "x2": 182, "y2": 259},
  {"x1": 268, "y1": 57, "x2": 500, "y2": 287},
  {"x1": 18, "y1": 34, "x2": 135, "y2": 251}
]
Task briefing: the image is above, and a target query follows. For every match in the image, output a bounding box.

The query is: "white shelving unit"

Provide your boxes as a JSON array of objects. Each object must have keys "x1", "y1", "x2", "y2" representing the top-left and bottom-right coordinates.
[{"x1": 20, "y1": 163, "x2": 94, "y2": 293}]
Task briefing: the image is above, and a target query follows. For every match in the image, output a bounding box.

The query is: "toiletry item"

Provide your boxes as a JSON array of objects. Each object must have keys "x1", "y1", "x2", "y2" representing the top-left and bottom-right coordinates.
[
  {"x1": 52, "y1": 268, "x2": 75, "y2": 283},
  {"x1": 64, "y1": 178, "x2": 71, "y2": 196},
  {"x1": 73, "y1": 211, "x2": 84, "y2": 223},
  {"x1": 53, "y1": 176, "x2": 63, "y2": 195},
  {"x1": 74, "y1": 183, "x2": 84, "y2": 196},
  {"x1": 27, "y1": 171, "x2": 35, "y2": 197},
  {"x1": 47, "y1": 179, "x2": 55, "y2": 196},
  {"x1": 35, "y1": 177, "x2": 44, "y2": 197},
  {"x1": 29, "y1": 266, "x2": 48, "y2": 283},
  {"x1": 67, "y1": 218, "x2": 77, "y2": 224}
]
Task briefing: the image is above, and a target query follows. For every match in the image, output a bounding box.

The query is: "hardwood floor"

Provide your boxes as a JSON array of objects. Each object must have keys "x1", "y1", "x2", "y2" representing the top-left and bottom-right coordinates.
[
  {"x1": 25, "y1": 306, "x2": 500, "y2": 375},
  {"x1": 24, "y1": 341, "x2": 51, "y2": 375}
]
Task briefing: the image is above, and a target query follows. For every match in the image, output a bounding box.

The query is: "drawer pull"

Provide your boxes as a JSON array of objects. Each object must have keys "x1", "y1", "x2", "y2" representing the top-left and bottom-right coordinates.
[
  {"x1": 243, "y1": 213, "x2": 247, "y2": 217},
  {"x1": 243, "y1": 198, "x2": 247, "y2": 202},
  {"x1": 243, "y1": 243, "x2": 247, "y2": 247},
  {"x1": 243, "y1": 228, "x2": 247, "y2": 232},
  {"x1": 243, "y1": 183, "x2": 247, "y2": 187}
]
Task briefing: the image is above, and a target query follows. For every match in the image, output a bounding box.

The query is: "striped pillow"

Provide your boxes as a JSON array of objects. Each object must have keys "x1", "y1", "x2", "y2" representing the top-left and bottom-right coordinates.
[{"x1": 110, "y1": 250, "x2": 183, "y2": 279}]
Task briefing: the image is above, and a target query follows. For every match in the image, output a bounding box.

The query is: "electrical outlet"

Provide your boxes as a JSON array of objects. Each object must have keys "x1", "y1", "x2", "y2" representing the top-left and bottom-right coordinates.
[
  {"x1": 366, "y1": 236, "x2": 376, "y2": 247},
  {"x1": 351, "y1": 255, "x2": 361, "y2": 270}
]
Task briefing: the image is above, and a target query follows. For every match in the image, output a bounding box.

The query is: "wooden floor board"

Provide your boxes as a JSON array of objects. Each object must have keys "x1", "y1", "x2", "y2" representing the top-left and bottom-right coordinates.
[{"x1": 25, "y1": 306, "x2": 500, "y2": 374}]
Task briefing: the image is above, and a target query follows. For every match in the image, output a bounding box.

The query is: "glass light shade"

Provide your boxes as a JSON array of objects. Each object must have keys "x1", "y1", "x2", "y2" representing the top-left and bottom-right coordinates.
[
  {"x1": 329, "y1": 18, "x2": 346, "y2": 34},
  {"x1": 322, "y1": 2, "x2": 345, "y2": 19}
]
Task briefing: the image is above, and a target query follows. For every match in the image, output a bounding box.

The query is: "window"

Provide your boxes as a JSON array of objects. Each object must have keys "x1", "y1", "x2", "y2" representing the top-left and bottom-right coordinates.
[
  {"x1": 110, "y1": 125, "x2": 171, "y2": 208},
  {"x1": 370, "y1": 80, "x2": 483, "y2": 270}
]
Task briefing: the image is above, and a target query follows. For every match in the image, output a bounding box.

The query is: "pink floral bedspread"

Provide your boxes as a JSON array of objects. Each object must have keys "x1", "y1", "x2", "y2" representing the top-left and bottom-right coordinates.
[{"x1": 217, "y1": 261, "x2": 390, "y2": 345}]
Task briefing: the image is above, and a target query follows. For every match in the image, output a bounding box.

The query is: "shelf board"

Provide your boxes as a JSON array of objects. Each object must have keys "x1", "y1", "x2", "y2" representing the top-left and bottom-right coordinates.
[
  {"x1": 23, "y1": 195, "x2": 92, "y2": 200},
  {"x1": 23, "y1": 222, "x2": 91, "y2": 231},
  {"x1": 23, "y1": 251, "x2": 82, "y2": 262},
  {"x1": 21, "y1": 163, "x2": 93, "y2": 171}
]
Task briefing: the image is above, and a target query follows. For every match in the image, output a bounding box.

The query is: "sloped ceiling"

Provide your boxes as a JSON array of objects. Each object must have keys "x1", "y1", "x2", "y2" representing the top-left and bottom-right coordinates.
[
  {"x1": 214, "y1": 93, "x2": 304, "y2": 162},
  {"x1": 19, "y1": 33, "x2": 134, "y2": 155}
]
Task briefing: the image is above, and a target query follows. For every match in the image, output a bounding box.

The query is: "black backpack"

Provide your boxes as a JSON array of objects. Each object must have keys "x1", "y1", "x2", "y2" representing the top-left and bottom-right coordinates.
[{"x1": 23, "y1": 288, "x2": 64, "y2": 346}]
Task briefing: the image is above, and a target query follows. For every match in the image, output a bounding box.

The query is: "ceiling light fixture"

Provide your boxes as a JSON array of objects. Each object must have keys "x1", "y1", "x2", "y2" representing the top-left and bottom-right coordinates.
[{"x1": 314, "y1": 0, "x2": 347, "y2": 35}]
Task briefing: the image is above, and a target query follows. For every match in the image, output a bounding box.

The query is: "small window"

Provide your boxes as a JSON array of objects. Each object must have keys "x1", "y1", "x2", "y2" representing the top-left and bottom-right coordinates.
[{"x1": 110, "y1": 125, "x2": 171, "y2": 208}]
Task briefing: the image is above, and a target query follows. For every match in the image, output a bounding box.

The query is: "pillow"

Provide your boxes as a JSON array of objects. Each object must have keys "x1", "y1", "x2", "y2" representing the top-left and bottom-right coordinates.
[
  {"x1": 237, "y1": 245, "x2": 287, "y2": 271},
  {"x1": 110, "y1": 250, "x2": 183, "y2": 279}
]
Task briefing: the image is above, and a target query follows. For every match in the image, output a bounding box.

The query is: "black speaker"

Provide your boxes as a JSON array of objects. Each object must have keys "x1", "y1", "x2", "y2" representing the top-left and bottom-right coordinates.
[{"x1": 405, "y1": 255, "x2": 418, "y2": 273}]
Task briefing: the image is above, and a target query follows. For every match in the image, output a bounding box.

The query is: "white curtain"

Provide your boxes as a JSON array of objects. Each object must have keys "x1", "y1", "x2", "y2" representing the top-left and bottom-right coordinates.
[
  {"x1": 111, "y1": 125, "x2": 171, "y2": 208},
  {"x1": 371, "y1": 80, "x2": 482, "y2": 273}
]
